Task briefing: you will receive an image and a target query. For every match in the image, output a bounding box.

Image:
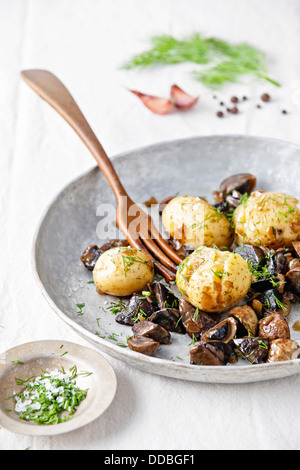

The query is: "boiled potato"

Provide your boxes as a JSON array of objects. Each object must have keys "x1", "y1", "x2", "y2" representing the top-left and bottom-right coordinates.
[
  {"x1": 176, "y1": 247, "x2": 252, "y2": 313},
  {"x1": 162, "y1": 196, "x2": 233, "y2": 250},
  {"x1": 234, "y1": 191, "x2": 300, "y2": 248},
  {"x1": 93, "y1": 246, "x2": 154, "y2": 296}
]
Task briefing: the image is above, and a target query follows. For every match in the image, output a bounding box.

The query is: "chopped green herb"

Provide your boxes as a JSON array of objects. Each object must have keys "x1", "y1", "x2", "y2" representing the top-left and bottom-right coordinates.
[
  {"x1": 11, "y1": 367, "x2": 88, "y2": 425},
  {"x1": 76, "y1": 303, "x2": 85, "y2": 315},
  {"x1": 122, "y1": 33, "x2": 279, "y2": 89}
]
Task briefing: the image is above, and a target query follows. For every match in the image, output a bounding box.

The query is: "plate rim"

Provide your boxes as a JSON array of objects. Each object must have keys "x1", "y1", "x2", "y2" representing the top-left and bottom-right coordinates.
[
  {"x1": 0, "y1": 339, "x2": 117, "y2": 436},
  {"x1": 31, "y1": 134, "x2": 300, "y2": 383}
]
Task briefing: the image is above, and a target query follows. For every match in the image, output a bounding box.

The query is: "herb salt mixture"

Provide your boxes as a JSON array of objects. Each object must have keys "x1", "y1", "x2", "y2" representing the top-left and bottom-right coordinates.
[{"x1": 12, "y1": 367, "x2": 87, "y2": 425}]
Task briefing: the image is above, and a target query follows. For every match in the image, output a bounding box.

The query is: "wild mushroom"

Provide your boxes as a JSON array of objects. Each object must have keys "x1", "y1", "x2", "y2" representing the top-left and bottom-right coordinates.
[
  {"x1": 218, "y1": 173, "x2": 257, "y2": 199},
  {"x1": 273, "y1": 249, "x2": 289, "y2": 275},
  {"x1": 127, "y1": 335, "x2": 160, "y2": 356},
  {"x1": 230, "y1": 305, "x2": 258, "y2": 337},
  {"x1": 292, "y1": 241, "x2": 300, "y2": 258},
  {"x1": 233, "y1": 337, "x2": 270, "y2": 364},
  {"x1": 201, "y1": 317, "x2": 238, "y2": 344},
  {"x1": 153, "y1": 282, "x2": 179, "y2": 309},
  {"x1": 234, "y1": 244, "x2": 265, "y2": 270},
  {"x1": 190, "y1": 341, "x2": 233, "y2": 366},
  {"x1": 285, "y1": 268, "x2": 300, "y2": 296},
  {"x1": 80, "y1": 239, "x2": 128, "y2": 270},
  {"x1": 289, "y1": 259, "x2": 300, "y2": 270},
  {"x1": 115, "y1": 293, "x2": 156, "y2": 326},
  {"x1": 132, "y1": 320, "x2": 171, "y2": 344},
  {"x1": 179, "y1": 299, "x2": 216, "y2": 339},
  {"x1": 254, "y1": 289, "x2": 285, "y2": 315},
  {"x1": 149, "y1": 308, "x2": 185, "y2": 333},
  {"x1": 267, "y1": 339, "x2": 300, "y2": 362},
  {"x1": 80, "y1": 245, "x2": 102, "y2": 270},
  {"x1": 258, "y1": 313, "x2": 290, "y2": 341}
]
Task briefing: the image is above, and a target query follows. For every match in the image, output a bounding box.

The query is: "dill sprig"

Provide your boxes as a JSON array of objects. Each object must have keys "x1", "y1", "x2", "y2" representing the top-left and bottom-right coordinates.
[{"x1": 122, "y1": 33, "x2": 280, "y2": 89}]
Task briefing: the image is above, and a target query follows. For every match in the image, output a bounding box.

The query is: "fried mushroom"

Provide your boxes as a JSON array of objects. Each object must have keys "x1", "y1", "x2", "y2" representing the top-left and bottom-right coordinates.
[
  {"x1": 179, "y1": 299, "x2": 216, "y2": 339},
  {"x1": 153, "y1": 282, "x2": 179, "y2": 310},
  {"x1": 115, "y1": 294, "x2": 156, "y2": 326},
  {"x1": 233, "y1": 337, "x2": 270, "y2": 364},
  {"x1": 127, "y1": 335, "x2": 159, "y2": 356},
  {"x1": 201, "y1": 317, "x2": 238, "y2": 343},
  {"x1": 190, "y1": 341, "x2": 233, "y2": 366},
  {"x1": 149, "y1": 308, "x2": 185, "y2": 333},
  {"x1": 230, "y1": 305, "x2": 259, "y2": 337},
  {"x1": 132, "y1": 321, "x2": 171, "y2": 344},
  {"x1": 258, "y1": 313, "x2": 290, "y2": 341},
  {"x1": 267, "y1": 339, "x2": 300, "y2": 362}
]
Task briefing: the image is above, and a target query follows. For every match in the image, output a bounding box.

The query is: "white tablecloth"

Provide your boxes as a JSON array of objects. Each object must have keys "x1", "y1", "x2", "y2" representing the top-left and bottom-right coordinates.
[{"x1": 1, "y1": 0, "x2": 300, "y2": 450}]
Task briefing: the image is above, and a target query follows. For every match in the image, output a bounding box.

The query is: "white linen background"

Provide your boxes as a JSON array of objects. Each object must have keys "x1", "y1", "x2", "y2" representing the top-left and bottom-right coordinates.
[{"x1": 1, "y1": 0, "x2": 300, "y2": 450}]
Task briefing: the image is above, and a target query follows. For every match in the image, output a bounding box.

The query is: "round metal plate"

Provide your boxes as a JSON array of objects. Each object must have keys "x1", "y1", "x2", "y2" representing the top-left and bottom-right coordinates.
[{"x1": 32, "y1": 135, "x2": 300, "y2": 383}]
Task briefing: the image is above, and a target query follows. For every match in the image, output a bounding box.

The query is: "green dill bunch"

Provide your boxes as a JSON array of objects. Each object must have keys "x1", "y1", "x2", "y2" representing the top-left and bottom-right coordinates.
[
  {"x1": 122, "y1": 33, "x2": 280, "y2": 89},
  {"x1": 122, "y1": 33, "x2": 212, "y2": 69}
]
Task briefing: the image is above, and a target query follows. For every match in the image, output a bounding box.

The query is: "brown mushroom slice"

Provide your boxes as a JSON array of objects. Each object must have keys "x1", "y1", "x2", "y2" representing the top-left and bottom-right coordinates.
[
  {"x1": 149, "y1": 308, "x2": 185, "y2": 334},
  {"x1": 234, "y1": 244, "x2": 265, "y2": 271},
  {"x1": 250, "y1": 298, "x2": 264, "y2": 319},
  {"x1": 289, "y1": 259, "x2": 300, "y2": 270},
  {"x1": 153, "y1": 282, "x2": 179, "y2": 309},
  {"x1": 283, "y1": 289, "x2": 300, "y2": 305},
  {"x1": 219, "y1": 173, "x2": 257, "y2": 197},
  {"x1": 233, "y1": 337, "x2": 270, "y2": 364},
  {"x1": 258, "y1": 313, "x2": 290, "y2": 341},
  {"x1": 179, "y1": 299, "x2": 216, "y2": 339},
  {"x1": 230, "y1": 305, "x2": 258, "y2": 337},
  {"x1": 132, "y1": 321, "x2": 171, "y2": 344},
  {"x1": 285, "y1": 268, "x2": 300, "y2": 296},
  {"x1": 81, "y1": 239, "x2": 128, "y2": 270},
  {"x1": 190, "y1": 341, "x2": 233, "y2": 366},
  {"x1": 267, "y1": 339, "x2": 300, "y2": 362},
  {"x1": 292, "y1": 241, "x2": 300, "y2": 258},
  {"x1": 80, "y1": 245, "x2": 102, "y2": 270},
  {"x1": 115, "y1": 294, "x2": 156, "y2": 326},
  {"x1": 202, "y1": 317, "x2": 238, "y2": 344},
  {"x1": 127, "y1": 335, "x2": 160, "y2": 356}
]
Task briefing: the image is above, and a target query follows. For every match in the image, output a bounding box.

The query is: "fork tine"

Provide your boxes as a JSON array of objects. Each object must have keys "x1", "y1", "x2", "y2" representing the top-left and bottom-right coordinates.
[
  {"x1": 125, "y1": 228, "x2": 176, "y2": 282},
  {"x1": 138, "y1": 223, "x2": 178, "y2": 273},
  {"x1": 149, "y1": 223, "x2": 184, "y2": 265}
]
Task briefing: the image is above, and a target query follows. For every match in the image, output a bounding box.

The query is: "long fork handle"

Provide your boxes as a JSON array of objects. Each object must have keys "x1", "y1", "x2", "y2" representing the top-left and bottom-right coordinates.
[{"x1": 20, "y1": 69, "x2": 127, "y2": 200}]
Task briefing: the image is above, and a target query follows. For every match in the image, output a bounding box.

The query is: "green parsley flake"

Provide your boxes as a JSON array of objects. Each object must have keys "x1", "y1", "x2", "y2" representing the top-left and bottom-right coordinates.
[{"x1": 12, "y1": 368, "x2": 88, "y2": 425}]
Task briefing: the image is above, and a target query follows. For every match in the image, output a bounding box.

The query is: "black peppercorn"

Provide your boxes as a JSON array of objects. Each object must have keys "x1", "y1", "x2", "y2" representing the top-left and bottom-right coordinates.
[{"x1": 261, "y1": 93, "x2": 270, "y2": 102}]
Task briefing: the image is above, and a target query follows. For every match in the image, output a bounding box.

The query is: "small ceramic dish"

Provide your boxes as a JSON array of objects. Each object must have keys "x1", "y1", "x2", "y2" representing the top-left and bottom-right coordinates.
[{"x1": 0, "y1": 340, "x2": 117, "y2": 436}]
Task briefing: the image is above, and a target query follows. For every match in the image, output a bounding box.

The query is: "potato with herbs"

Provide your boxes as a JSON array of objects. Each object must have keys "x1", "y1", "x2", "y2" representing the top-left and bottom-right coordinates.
[
  {"x1": 176, "y1": 246, "x2": 252, "y2": 313},
  {"x1": 234, "y1": 191, "x2": 300, "y2": 248},
  {"x1": 93, "y1": 246, "x2": 154, "y2": 296},
  {"x1": 162, "y1": 196, "x2": 233, "y2": 250}
]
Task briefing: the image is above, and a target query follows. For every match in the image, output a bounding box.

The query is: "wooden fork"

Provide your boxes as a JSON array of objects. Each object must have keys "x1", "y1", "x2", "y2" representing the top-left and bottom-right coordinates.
[{"x1": 20, "y1": 69, "x2": 183, "y2": 281}]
